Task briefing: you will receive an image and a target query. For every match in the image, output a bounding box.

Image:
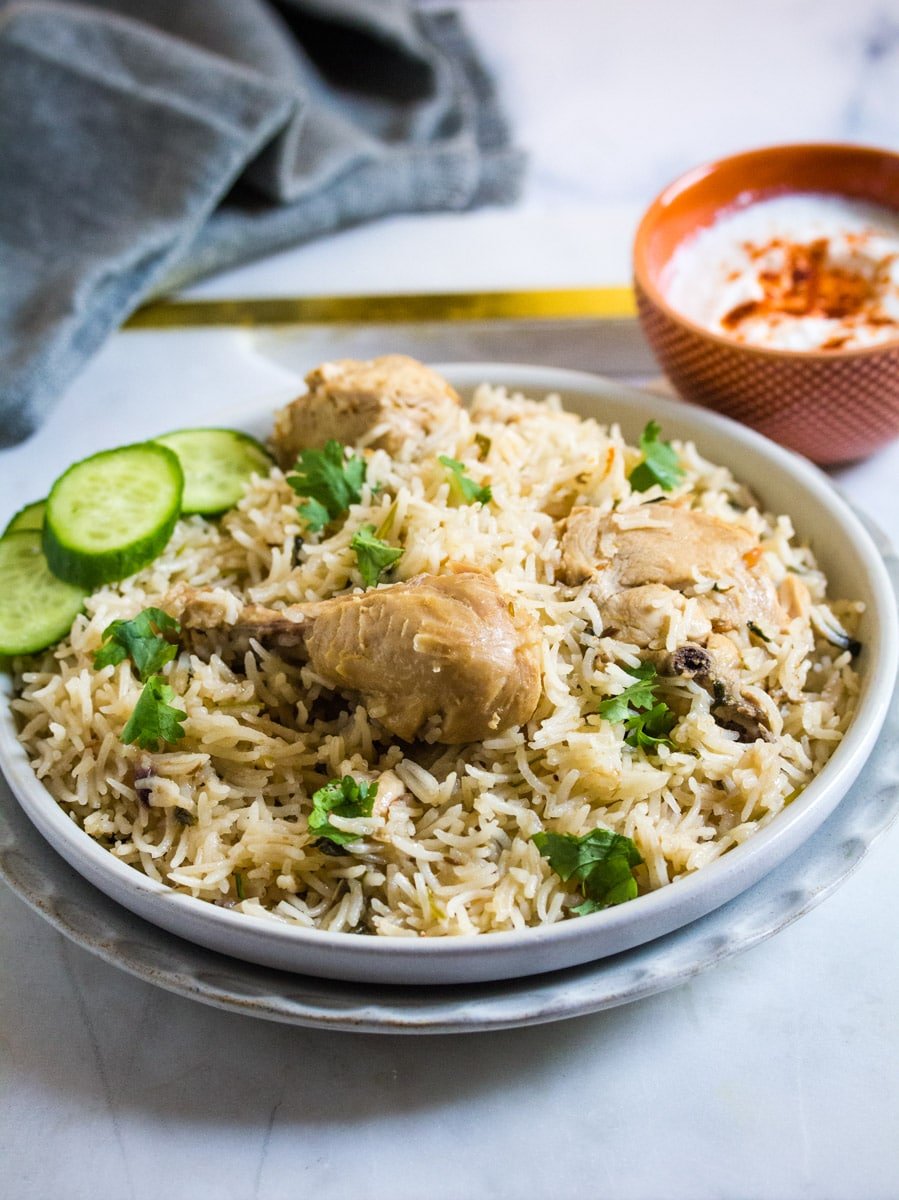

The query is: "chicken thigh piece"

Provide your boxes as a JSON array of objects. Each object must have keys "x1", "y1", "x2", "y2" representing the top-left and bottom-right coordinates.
[
  {"x1": 553, "y1": 502, "x2": 781, "y2": 740},
  {"x1": 560, "y1": 503, "x2": 755, "y2": 591},
  {"x1": 599, "y1": 584, "x2": 712, "y2": 648},
  {"x1": 271, "y1": 355, "x2": 461, "y2": 468},
  {"x1": 558, "y1": 502, "x2": 783, "y2": 637},
  {"x1": 168, "y1": 570, "x2": 542, "y2": 745}
]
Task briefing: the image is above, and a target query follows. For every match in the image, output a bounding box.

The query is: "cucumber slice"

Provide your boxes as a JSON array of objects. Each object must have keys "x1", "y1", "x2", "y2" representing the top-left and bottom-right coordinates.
[
  {"x1": 154, "y1": 428, "x2": 272, "y2": 515},
  {"x1": 0, "y1": 531, "x2": 87, "y2": 654},
  {"x1": 43, "y1": 443, "x2": 183, "y2": 589},
  {"x1": 3, "y1": 498, "x2": 46, "y2": 536}
]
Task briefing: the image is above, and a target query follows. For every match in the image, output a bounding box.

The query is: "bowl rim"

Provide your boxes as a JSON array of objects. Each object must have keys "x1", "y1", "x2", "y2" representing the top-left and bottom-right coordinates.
[
  {"x1": 1, "y1": 361, "x2": 896, "y2": 975},
  {"x1": 633, "y1": 140, "x2": 899, "y2": 362}
]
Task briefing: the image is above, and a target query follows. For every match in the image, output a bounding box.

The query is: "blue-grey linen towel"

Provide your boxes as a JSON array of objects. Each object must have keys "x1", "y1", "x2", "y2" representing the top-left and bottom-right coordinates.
[{"x1": 0, "y1": 0, "x2": 523, "y2": 445}]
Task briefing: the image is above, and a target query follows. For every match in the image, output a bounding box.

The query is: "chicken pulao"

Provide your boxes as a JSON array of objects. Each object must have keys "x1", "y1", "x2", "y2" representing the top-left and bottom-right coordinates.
[{"x1": 11, "y1": 357, "x2": 862, "y2": 934}]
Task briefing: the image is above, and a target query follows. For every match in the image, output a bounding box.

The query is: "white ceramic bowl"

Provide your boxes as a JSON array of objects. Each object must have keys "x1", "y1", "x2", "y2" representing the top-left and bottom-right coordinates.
[{"x1": 1, "y1": 364, "x2": 896, "y2": 985}]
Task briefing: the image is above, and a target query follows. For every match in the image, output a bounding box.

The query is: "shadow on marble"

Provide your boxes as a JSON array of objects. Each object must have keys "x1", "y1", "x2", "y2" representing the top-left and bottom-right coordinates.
[{"x1": 3, "y1": 885, "x2": 681, "y2": 1127}]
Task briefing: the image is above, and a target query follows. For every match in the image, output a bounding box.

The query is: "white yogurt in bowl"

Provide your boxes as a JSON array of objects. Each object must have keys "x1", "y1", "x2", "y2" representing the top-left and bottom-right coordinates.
[{"x1": 663, "y1": 194, "x2": 899, "y2": 351}]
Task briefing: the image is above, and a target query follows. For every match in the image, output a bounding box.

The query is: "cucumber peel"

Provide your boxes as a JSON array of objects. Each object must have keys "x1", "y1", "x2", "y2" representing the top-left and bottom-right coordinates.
[
  {"x1": 0, "y1": 531, "x2": 87, "y2": 654},
  {"x1": 43, "y1": 443, "x2": 183, "y2": 589},
  {"x1": 3, "y1": 499, "x2": 46, "y2": 536},
  {"x1": 154, "y1": 428, "x2": 272, "y2": 515}
]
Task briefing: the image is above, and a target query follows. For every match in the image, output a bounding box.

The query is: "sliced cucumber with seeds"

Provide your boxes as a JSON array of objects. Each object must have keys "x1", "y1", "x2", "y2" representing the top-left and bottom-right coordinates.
[
  {"x1": 0, "y1": 531, "x2": 88, "y2": 654},
  {"x1": 154, "y1": 428, "x2": 272, "y2": 515},
  {"x1": 43, "y1": 443, "x2": 183, "y2": 589},
  {"x1": 3, "y1": 499, "x2": 46, "y2": 536}
]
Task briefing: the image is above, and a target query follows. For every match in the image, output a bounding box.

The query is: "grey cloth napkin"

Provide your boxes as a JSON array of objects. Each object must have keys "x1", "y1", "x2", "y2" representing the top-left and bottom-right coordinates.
[{"x1": 0, "y1": 0, "x2": 523, "y2": 445}]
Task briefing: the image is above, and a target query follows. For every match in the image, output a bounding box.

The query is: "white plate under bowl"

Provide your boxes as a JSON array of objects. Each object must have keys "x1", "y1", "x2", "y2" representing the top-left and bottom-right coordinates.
[{"x1": 1, "y1": 365, "x2": 896, "y2": 986}]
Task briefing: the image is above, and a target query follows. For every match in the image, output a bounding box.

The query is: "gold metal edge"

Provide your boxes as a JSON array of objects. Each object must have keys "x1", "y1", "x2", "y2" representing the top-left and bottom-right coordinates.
[{"x1": 125, "y1": 287, "x2": 636, "y2": 329}]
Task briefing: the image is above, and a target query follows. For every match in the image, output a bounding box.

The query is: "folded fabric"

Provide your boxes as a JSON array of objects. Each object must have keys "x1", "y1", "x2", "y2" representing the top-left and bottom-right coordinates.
[{"x1": 0, "y1": 0, "x2": 524, "y2": 445}]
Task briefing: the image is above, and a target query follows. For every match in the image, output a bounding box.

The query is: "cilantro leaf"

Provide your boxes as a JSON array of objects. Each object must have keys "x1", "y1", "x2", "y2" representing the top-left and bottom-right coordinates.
[
  {"x1": 438, "y1": 455, "x2": 492, "y2": 505},
  {"x1": 572, "y1": 851, "x2": 642, "y2": 912},
  {"x1": 596, "y1": 661, "x2": 657, "y2": 723},
  {"x1": 534, "y1": 827, "x2": 643, "y2": 912},
  {"x1": 121, "y1": 675, "x2": 187, "y2": 751},
  {"x1": 628, "y1": 420, "x2": 686, "y2": 493},
  {"x1": 308, "y1": 775, "x2": 378, "y2": 847},
  {"x1": 287, "y1": 440, "x2": 366, "y2": 532},
  {"x1": 297, "y1": 496, "x2": 331, "y2": 533},
  {"x1": 597, "y1": 662, "x2": 676, "y2": 752},
  {"x1": 94, "y1": 607, "x2": 180, "y2": 681},
  {"x1": 622, "y1": 701, "x2": 677, "y2": 751},
  {"x1": 350, "y1": 524, "x2": 403, "y2": 588}
]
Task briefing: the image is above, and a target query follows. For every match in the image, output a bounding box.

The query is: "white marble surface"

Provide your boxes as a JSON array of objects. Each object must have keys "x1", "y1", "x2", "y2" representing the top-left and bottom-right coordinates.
[
  {"x1": 4, "y1": 2, "x2": 899, "y2": 1197},
  {"x1": 185, "y1": 0, "x2": 899, "y2": 299}
]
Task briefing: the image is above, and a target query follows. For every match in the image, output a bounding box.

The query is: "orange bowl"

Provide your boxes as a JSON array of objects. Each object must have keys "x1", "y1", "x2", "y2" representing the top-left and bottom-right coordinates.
[{"x1": 633, "y1": 143, "x2": 899, "y2": 464}]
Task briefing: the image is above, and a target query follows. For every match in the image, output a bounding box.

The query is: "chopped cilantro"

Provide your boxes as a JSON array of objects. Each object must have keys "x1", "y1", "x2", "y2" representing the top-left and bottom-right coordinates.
[
  {"x1": 534, "y1": 827, "x2": 643, "y2": 913},
  {"x1": 121, "y1": 675, "x2": 187, "y2": 751},
  {"x1": 474, "y1": 433, "x2": 492, "y2": 461},
  {"x1": 308, "y1": 775, "x2": 378, "y2": 847},
  {"x1": 597, "y1": 662, "x2": 676, "y2": 752},
  {"x1": 622, "y1": 702, "x2": 677, "y2": 752},
  {"x1": 747, "y1": 620, "x2": 771, "y2": 643},
  {"x1": 94, "y1": 607, "x2": 180, "y2": 681},
  {"x1": 628, "y1": 420, "x2": 685, "y2": 493},
  {"x1": 287, "y1": 440, "x2": 366, "y2": 532},
  {"x1": 296, "y1": 496, "x2": 331, "y2": 532},
  {"x1": 596, "y1": 662, "x2": 657, "y2": 723},
  {"x1": 438, "y1": 455, "x2": 492, "y2": 505},
  {"x1": 350, "y1": 524, "x2": 403, "y2": 588}
]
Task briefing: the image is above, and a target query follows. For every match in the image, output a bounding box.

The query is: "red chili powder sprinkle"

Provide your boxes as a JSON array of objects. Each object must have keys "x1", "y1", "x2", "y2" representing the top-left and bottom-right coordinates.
[{"x1": 721, "y1": 236, "x2": 899, "y2": 344}]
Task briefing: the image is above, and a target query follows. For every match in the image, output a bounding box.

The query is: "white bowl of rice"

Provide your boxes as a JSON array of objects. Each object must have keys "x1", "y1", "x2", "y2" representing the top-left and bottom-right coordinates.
[{"x1": 1, "y1": 362, "x2": 896, "y2": 985}]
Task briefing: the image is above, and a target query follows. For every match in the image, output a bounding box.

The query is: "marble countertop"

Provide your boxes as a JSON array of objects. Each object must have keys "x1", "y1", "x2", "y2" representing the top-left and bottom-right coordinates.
[{"x1": 3, "y1": 3, "x2": 899, "y2": 1197}]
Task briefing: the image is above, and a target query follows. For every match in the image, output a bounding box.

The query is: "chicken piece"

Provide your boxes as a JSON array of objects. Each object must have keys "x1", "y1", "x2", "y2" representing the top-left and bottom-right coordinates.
[
  {"x1": 779, "y1": 573, "x2": 812, "y2": 621},
  {"x1": 663, "y1": 633, "x2": 770, "y2": 742},
  {"x1": 559, "y1": 502, "x2": 783, "y2": 633},
  {"x1": 300, "y1": 570, "x2": 541, "y2": 743},
  {"x1": 271, "y1": 355, "x2": 461, "y2": 468},
  {"x1": 703, "y1": 631, "x2": 742, "y2": 675},
  {"x1": 186, "y1": 603, "x2": 308, "y2": 662},
  {"x1": 560, "y1": 503, "x2": 755, "y2": 590},
  {"x1": 599, "y1": 584, "x2": 712, "y2": 649},
  {"x1": 169, "y1": 570, "x2": 542, "y2": 745},
  {"x1": 697, "y1": 574, "x2": 782, "y2": 635},
  {"x1": 557, "y1": 506, "x2": 609, "y2": 588},
  {"x1": 166, "y1": 583, "x2": 242, "y2": 631},
  {"x1": 165, "y1": 585, "x2": 304, "y2": 661}
]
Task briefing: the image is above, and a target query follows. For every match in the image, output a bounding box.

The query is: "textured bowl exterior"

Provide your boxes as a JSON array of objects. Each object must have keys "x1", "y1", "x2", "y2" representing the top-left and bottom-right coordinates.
[
  {"x1": 635, "y1": 278, "x2": 899, "y2": 463},
  {"x1": 633, "y1": 143, "x2": 899, "y2": 464}
]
